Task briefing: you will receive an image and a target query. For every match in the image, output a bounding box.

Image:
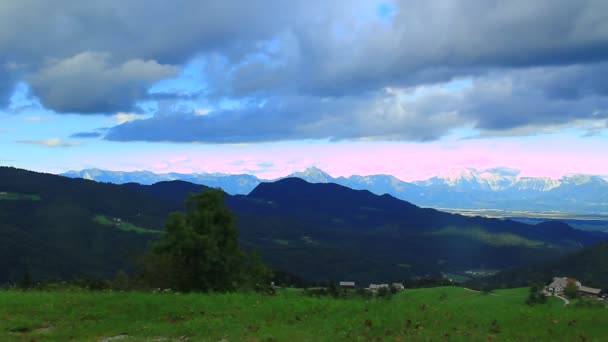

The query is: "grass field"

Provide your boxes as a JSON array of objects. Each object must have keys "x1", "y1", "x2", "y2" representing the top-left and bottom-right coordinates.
[
  {"x1": 93, "y1": 215, "x2": 160, "y2": 234},
  {"x1": 1, "y1": 287, "x2": 606, "y2": 341},
  {"x1": 0, "y1": 192, "x2": 41, "y2": 201},
  {"x1": 430, "y1": 227, "x2": 550, "y2": 248}
]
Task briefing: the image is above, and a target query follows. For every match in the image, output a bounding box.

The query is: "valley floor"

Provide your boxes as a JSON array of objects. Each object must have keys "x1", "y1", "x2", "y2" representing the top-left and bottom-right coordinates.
[{"x1": 0, "y1": 287, "x2": 606, "y2": 341}]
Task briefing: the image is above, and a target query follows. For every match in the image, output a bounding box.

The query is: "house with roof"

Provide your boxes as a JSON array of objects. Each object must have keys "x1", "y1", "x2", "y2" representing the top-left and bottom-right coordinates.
[
  {"x1": 546, "y1": 277, "x2": 603, "y2": 298},
  {"x1": 547, "y1": 277, "x2": 578, "y2": 295}
]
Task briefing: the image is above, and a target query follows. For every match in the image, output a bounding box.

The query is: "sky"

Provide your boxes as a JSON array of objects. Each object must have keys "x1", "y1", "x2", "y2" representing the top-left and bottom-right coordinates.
[{"x1": 1, "y1": 0, "x2": 607, "y2": 181}]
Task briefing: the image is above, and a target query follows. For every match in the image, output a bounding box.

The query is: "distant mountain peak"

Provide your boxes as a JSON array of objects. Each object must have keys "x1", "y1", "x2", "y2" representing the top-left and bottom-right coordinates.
[
  {"x1": 562, "y1": 174, "x2": 606, "y2": 185},
  {"x1": 417, "y1": 167, "x2": 517, "y2": 191},
  {"x1": 288, "y1": 166, "x2": 334, "y2": 183},
  {"x1": 302, "y1": 166, "x2": 329, "y2": 175},
  {"x1": 60, "y1": 166, "x2": 608, "y2": 213}
]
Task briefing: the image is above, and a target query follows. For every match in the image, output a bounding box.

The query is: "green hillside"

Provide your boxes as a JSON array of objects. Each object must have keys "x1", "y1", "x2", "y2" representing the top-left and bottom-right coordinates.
[
  {"x1": 1, "y1": 287, "x2": 606, "y2": 341},
  {"x1": 0, "y1": 167, "x2": 172, "y2": 282},
  {"x1": 1, "y1": 166, "x2": 607, "y2": 285},
  {"x1": 468, "y1": 241, "x2": 608, "y2": 290}
]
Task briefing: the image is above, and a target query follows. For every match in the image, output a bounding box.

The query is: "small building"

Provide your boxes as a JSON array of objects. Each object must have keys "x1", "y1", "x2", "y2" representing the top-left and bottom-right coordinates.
[
  {"x1": 391, "y1": 283, "x2": 405, "y2": 291},
  {"x1": 547, "y1": 277, "x2": 580, "y2": 295},
  {"x1": 546, "y1": 277, "x2": 602, "y2": 298},
  {"x1": 339, "y1": 281, "x2": 355, "y2": 288},
  {"x1": 579, "y1": 286, "x2": 602, "y2": 298}
]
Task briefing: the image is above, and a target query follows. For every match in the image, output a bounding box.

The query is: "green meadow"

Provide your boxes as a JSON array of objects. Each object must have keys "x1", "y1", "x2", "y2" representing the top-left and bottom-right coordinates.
[
  {"x1": 430, "y1": 227, "x2": 551, "y2": 248},
  {"x1": 1, "y1": 287, "x2": 606, "y2": 341},
  {"x1": 93, "y1": 215, "x2": 160, "y2": 234},
  {"x1": 0, "y1": 192, "x2": 41, "y2": 201}
]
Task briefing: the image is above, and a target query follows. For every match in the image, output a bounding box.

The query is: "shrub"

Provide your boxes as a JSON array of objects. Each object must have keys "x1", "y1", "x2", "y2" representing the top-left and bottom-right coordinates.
[{"x1": 526, "y1": 283, "x2": 547, "y2": 305}]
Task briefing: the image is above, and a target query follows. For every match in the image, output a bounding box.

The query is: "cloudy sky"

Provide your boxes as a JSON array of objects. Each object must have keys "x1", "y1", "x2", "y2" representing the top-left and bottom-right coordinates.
[{"x1": 1, "y1": 0, "x2": 607, "y2": 180}]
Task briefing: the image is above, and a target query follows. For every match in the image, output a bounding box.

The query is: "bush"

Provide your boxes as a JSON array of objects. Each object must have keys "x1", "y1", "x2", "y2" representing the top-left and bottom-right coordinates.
[
  {"x1": 481, "y1": 284, "x2": 495, "y2": 295},
  {"x1": 16, "y1": 271, "x2": 33, "y2": 290},
  {"x1": 73, "y1": 277, "x2": 111, "y2": 291},
  {"x1": 111, "y1": 270, "x2": 131, "y2": 291},
  {"x1": 303, "y1": 287, "x2": 328, "y2": 297},
  {"x1": 564, "y1": 280, "x2": 580, "y2": 300},
  {"x1": 356, "y1": 287, "x2": 373, "y2": 299},
  {"x1": 526, "y1": 283, "x2": 547, "y2": 305},
  {"x1": 376, "y1": 286, "x2": 393, "y2": 299},
  {"x1": 574, "y1": 299, "x2": 605, "y2": 308}
]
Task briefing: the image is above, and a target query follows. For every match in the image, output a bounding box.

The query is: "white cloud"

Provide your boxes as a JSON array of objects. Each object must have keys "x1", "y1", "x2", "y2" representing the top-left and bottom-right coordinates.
[
  {"x1": 16, "y1": 138, "x2": 81, "y2": 148},
  {"x1": 194, "y1": 108, "x2": 212, "y2": 116},
  {"x1": 115, "y1": 112, "x2": 146, "y2": 124}
]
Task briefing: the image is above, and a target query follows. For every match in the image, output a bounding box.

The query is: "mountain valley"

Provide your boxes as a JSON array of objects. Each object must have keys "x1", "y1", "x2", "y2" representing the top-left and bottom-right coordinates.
[{"x1": 3, "y1": 166, "x2": 607, "y2": 284}]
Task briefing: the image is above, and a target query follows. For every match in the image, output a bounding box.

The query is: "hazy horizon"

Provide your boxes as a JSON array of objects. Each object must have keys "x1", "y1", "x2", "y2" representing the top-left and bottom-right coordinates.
[{"x1": 57, "y1": 164, "x2": 608, "y2": 183}]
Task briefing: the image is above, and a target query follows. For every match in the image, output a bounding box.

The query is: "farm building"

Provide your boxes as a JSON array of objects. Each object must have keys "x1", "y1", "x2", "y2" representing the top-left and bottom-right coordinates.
[
  {"x1": 339, "y1": 281, "x2": 355, "y2": 288},
  {"x1": 546, "y1": 277, "x2": 603, "y2": 298},
  {"x1": 547, "y1": 277, "x2": 578, "y2": 295},
  {"x1": 579, "y1": 286, "x2": 602, "y2": 298}
]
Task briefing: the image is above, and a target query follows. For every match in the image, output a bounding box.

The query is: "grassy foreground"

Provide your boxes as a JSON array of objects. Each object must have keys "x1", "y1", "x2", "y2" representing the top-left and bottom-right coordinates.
[{"x1": 0, "y1": 287, "x2": 606, "y2": 341}]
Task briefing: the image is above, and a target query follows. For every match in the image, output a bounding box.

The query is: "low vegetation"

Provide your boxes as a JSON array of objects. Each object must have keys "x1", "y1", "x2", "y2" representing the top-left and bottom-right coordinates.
[
  {"x1": 94, "y1": 215, "x2": 160, "y2": 234},
  {"x1": 431, "y1": 226, "x2": 550, "y2": 248},
  {"x1": 0, "y1": 192, "x2": 41, "y2": 201},
  {"x1": 1, "y1": 287, "x2": 606, "y2": 341}
]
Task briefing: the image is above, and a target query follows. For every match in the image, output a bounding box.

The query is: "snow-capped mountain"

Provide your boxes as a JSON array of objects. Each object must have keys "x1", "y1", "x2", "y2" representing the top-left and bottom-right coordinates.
[
  {"x1": 63, "y1": 168, "x2": 166, "y2": 184},
  {"x1": 561, "y1": 174, "x2": 607, "y2": 186},
  {"x1": 512, "y1": 177, "x2": 561, "y2": 192},
  {"x1": 337, "y1": 174, "x2": 420, "y2": 197},
  {"x1": 62, "y1": 169, "x2": 263, "y2": 195},
  {"x1": 413, "y1": 167, "x2": 607, "y2": 193},
  {"x1": 61, "y1": 166, "x2": 608, "y2": 214},
  {"x1": 287, "y1": 167, "x2": 334, "y2": 183},
  {"x1": 414, "y1": 167, "x2": 518, "y2": 191}
]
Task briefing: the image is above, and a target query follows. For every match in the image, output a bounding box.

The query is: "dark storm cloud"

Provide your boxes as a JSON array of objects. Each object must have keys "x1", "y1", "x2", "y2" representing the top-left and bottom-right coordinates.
[
  {"x1": 0, "y1": 63, "x2": 16, "y2": 108},
  {"x1": 1, "y1": 0, "x2": 608, "y2": 141},
  {"x1": 105, "y1": 94, "x2": 466, "y2": 143},
  {"x1": 106, "y1": 66, "x2": 608, "y2": 143},
  {"x1": 212, "y1": 0, "x2": 608, "y2": 98},
  {"x1": 460, "y1": 66, "x2": 608, "y2": 131},
  {"x1": 0, "y1": 0, "x2": 314, "y2": 113}
]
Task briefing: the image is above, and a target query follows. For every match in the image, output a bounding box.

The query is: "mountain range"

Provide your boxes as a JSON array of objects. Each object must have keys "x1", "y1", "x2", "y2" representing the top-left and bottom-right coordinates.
[
  {"x1": 2, "y1": 166, "x2": 607, "y2": 284},
  {"x1": 62, "y1": 167, "x2": 608, "y2": 214}
]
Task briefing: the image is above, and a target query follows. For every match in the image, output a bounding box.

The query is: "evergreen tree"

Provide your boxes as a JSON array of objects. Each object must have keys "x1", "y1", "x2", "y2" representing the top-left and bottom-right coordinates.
[{"x1": 143, "y1": 189, "x2": 246, "y2": 292}]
